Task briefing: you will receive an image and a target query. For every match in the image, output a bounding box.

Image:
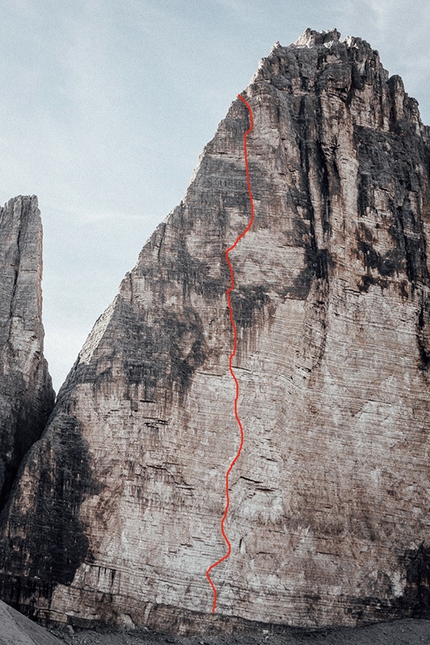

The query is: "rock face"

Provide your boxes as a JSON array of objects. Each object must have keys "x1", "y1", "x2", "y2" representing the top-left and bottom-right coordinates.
[
  {"x1": 1, "y1": 29, "x2": 430, "y2": 630},
  {"x1": 0, "y1": 196, "x2": 55, "y2": 510}
]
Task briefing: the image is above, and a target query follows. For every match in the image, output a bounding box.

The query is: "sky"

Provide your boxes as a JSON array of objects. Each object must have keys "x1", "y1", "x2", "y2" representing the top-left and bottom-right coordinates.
[{"x1": 0, "y1": 0, "x2": 429, "y2": 391}]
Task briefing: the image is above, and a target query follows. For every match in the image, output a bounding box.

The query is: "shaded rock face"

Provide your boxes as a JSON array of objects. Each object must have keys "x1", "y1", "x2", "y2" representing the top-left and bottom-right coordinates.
[
  {"x1": 1, "y1": 30, "x2": 430, "y2": 631},
  {"x1": 0, "y1": 196, "x2": 55, "y2": 511}
]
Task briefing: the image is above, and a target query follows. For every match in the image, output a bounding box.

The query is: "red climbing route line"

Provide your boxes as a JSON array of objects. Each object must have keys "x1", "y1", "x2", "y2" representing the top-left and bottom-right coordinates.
[{"x1": 205, "y1": 94, "x2": 254, "y2": 614}]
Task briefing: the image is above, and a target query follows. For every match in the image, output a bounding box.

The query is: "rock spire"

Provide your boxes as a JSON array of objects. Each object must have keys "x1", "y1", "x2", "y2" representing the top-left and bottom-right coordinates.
[{"x1": 0, "y1": 196, "x2": 55, "y2": 511}]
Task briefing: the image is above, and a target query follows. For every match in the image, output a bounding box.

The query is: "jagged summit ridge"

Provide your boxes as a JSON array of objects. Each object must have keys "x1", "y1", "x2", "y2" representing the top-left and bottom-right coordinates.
[
  {"x1": 254, "y1": 27, "x2": 425, "y2": 140},
  {"x1": 0, "y1": 32, "x2": 429, "y2": 632},
  {"x1": 271, "y1": 28, "x2": 371, "y2": 52},
  {"x1": 294, "y1": 27, "x2": 341, "y2": 47}
]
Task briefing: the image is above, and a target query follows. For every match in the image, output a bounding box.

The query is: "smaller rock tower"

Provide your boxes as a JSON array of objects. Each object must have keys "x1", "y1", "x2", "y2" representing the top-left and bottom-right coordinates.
[{"x1": 0, "y1": 196, "x2": 55, "y2": 510}]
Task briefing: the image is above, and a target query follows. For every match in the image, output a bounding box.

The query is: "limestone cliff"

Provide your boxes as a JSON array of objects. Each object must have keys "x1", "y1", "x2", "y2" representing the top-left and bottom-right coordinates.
[
  {"x1": 0, "y1": 196, "x2": 55, "y2": 510},
  {"x1": 1, "y1": 29, "x2": 430, "y2": 630}
]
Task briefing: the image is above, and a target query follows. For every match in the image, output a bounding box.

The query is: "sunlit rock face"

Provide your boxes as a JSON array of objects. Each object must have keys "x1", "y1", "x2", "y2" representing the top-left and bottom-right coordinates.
[
  {"x1": 0, "y1": 196, "x2": 54, "y2": 511},
  {"x1": 1, "y1": 29, "x2": 430, "y2": 631}
]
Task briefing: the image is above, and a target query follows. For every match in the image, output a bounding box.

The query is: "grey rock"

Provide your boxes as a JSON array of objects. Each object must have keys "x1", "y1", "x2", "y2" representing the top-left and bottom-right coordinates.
[
  {"x1": 0, "y1": 196, "x2": 55, "y2": 509},
  {"x1": 0, "y1": 596, "x2": 63, "y2": 644},
  {"x1": 1, "y1": 31, "x2": 430, "y2": 631},
  {"x1": 294, "y1": 27, "x2": 341, "y2": 47}
]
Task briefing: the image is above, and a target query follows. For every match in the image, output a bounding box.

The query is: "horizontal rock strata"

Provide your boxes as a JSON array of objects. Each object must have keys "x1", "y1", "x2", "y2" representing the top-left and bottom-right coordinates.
[{"x1": 1, "y1": 29, "x2": 430, "y2": 630}]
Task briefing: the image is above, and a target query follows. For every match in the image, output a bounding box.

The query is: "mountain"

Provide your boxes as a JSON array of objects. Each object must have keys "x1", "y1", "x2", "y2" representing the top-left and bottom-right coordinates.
[
  {"x1": 0, "y1": 28, "x2": 429, "y2": 632},
  {"x1": 0, "y1": 196, "x2": 54, "y2": 511}
]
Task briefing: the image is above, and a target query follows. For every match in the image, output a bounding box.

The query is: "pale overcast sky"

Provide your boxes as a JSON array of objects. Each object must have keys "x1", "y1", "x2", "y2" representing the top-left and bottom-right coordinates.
[{"x1": 0, "y1": 0, "x2": 429, "y2": 390}]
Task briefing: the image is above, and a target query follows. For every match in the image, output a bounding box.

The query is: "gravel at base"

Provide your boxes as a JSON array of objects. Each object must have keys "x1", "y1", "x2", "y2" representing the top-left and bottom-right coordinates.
[{"x1": 50, "y1": 619, "x2": 430, "y2": 645}]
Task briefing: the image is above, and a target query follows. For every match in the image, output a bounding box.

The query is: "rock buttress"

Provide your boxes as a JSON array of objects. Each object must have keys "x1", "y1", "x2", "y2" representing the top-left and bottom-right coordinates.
[{"x1": 1, "y1": 30, "x2": 430, "y2": 630}]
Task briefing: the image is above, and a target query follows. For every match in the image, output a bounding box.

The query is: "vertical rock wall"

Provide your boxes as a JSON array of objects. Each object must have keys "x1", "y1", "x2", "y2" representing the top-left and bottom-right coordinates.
[
  {"x1": 0, "y1": 31, "x2": 430, "y2": 630},
  {"x1": 0, "y1": 196, "x2": 55, "y2": 510}
]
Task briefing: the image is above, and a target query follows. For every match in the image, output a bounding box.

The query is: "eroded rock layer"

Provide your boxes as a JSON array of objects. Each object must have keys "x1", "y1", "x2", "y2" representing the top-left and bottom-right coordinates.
[
  {"x1": 1, "y1": 29, "x2": 430, "y2": 630},
  {"x1": 0, "y1": 196, "x2": 54, "y2": 510}
]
